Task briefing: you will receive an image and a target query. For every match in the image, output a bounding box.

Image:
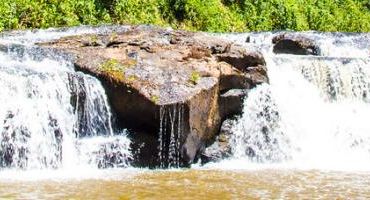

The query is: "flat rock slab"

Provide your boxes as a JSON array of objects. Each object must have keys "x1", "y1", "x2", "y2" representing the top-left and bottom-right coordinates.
[{"x1": 39, "y1": 26, "x2": 268, "y2": 167}]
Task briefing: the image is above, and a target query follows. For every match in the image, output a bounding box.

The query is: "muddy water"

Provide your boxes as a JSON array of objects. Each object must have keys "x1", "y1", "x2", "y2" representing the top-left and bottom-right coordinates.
[{"x1": 1, "y1": 169, "x2": 369, "y2": 199}]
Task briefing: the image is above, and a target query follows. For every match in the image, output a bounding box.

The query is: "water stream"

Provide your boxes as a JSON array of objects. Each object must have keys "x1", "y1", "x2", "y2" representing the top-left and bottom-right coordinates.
[
  {"x1": 0, "y1": 27, "x2": 131, "y2": 170},
  {"x1": 228, "y1": 33, "x2": 370, "y2": 171},
  {"x1": 158, "y1": 104, "x2": 184, "y2": 168},
  {"x1": 1, "y1": 27, "x2": 370, "y2": 199}
]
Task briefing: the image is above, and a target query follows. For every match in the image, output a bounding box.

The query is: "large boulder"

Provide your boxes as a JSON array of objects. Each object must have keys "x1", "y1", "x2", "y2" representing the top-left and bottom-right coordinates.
[
  {"x1": 39, "y1": 26, "x2": 268, "y2": 168},
  {"x1": 272, "y1": 33, "x2": 321, "y2": 55}
]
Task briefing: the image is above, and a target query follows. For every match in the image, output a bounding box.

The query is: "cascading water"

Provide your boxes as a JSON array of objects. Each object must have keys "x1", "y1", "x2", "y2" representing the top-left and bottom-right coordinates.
[
  {"x1": 0, "y1": 27, "x2": 131, "y2": 170},
  {"x1": 1, "y1": 25, "x2": 369, "y2": 173},
  {"x1": 2, "y1": 27, "x2": 370, "y2": 199},
  {"x1": 158, "y1": 104, "x2": 185, "y2": 168},
  {"x1": 230, "y1": 32, "x2": 370, "y2": 170}
]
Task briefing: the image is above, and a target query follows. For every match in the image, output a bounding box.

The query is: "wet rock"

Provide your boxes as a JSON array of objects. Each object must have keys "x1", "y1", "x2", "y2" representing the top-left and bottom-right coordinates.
[
  {"x1": 77, "y1": 136, "x2": 132, "y2": 168},
  {"x1": 0, "y1": 112, "x2": 30, "y2": 168},
  {"x1": 201, "y1": 119, "x2": 236, "y2": 163},
  {"x1": 95, "y1": 142, "x2": 131, "y2": 168},
  {"x1": 39, "y1": 26, "x2": 268, "y2": 168},
  {"x1": 129, "y1": 129, "x2": 159, "y2": 168},
  {"x1": 272, "y1": 33, "x2": 320, "y2": 55},
  {"x1": 217, "y1": 46, "x2": 266, "y2": 71},
  {"x1": 220, "y1": 89, "x2": 249, "y2": 119}
]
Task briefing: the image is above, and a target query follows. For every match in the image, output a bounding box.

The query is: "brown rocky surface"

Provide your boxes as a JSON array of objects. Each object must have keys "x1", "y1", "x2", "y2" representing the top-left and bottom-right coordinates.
[{"x1": 39, "y1": 26, "x2": 268, "y2": 167}]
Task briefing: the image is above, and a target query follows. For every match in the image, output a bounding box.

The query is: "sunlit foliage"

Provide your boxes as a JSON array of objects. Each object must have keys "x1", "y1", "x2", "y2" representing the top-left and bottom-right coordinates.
[{"x1": 0, "y1": 0, "x2": 369, "y2": 32}]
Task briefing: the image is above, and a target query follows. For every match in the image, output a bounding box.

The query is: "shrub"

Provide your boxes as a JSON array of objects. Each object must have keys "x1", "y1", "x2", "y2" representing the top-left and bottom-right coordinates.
[{"x1": 1, "y1": 0, "x2": 370, "y2": 32}]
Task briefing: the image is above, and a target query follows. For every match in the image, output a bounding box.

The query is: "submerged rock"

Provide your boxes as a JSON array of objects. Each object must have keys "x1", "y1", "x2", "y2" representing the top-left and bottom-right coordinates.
[
  {"x1": 272, "y1": 33, "x2": 321, "y2": 55},
  {"x1": 77, "y1": 136, "x2": 132, "y2": 168},
  {"x1": 39, "y1": 26, "x2": 268, "y2": 168}
]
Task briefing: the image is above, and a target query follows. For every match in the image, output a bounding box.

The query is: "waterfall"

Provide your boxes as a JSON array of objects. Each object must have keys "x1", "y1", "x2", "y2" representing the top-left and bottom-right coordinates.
[
  {"x1": 230, "y1": 33, "x2": 370, "y2": 170},
  {"x1": 158, "y1": 104, "x2": 184, "y2": 168},
  {"x1": 2, "y1": 26, "x2": 370, "y2": 171},
  {"x1": 0, "y1": 28, "x2": 131, "y2": 170}
]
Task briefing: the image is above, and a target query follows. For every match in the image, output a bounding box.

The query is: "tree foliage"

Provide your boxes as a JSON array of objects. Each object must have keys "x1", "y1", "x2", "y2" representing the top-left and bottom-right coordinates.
[{"x1": 0, "y1": 0, "x2": 370, "y2": 32}]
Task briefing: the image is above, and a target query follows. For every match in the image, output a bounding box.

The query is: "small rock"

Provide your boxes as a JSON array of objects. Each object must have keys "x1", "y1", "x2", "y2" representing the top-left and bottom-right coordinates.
[
  {"x1": 272, "y1": 33, "x2": 321, "y2": 55},
  {"x1": 220, "y1": 89, "x2": 249, "y2": 119},
  {"x1": 201, "y1": 119, "x2": 236, "y2": 164}
]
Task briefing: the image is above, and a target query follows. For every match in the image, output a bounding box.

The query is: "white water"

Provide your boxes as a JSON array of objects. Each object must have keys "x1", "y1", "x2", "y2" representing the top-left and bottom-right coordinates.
[
  {"x1": 0, "y1": 25, "x2": 130, "y2": 45},
  {"x1": 158, "y1": 104, "x2": 185, "y2": 168},
  {"x1": 0, "y1": 28, "x2": 131, "y2": 171},
  {"x1": 2, "y1": 26, "x2": 370, "y2": 177},
  {"x1": 228, "y1": 33, "x2": 370, "y2": 171}
]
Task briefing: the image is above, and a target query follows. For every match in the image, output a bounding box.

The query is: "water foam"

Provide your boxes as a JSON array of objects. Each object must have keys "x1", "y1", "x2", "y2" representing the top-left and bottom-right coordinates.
[
  {"x1": 0, "y1": 28, "x2": 131, "y2": 170},
  {"x1": 226, "y1": 33, "x2": 370, "y2": 171}
]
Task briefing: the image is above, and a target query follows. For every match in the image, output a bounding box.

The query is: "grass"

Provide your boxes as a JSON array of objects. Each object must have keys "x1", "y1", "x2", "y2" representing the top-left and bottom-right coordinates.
[
  {"x1": 98, "y1": 58, "x2": 126, "y2": 81},
  {"x1": 1, "y1": 0, "x2": 370, "y2": 32},
  {"x1": 98, "y1": 58, "x2": 138, "y2": 82},
  {"x1": 189, "y1": 71, "x2": 201, "y2": 85},
  {"x1": 150, "y1": 95, "x2": 160, "y2": 104},
  {"x1": 127, "y1": 75, "x2": 137, "y2": 83}
]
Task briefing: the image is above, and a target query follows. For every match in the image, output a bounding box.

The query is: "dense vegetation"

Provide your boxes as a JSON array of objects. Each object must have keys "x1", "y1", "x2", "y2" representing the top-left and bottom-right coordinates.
[{"x1": 0, "y1": 0, "x2": 370, "y2": 32}]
